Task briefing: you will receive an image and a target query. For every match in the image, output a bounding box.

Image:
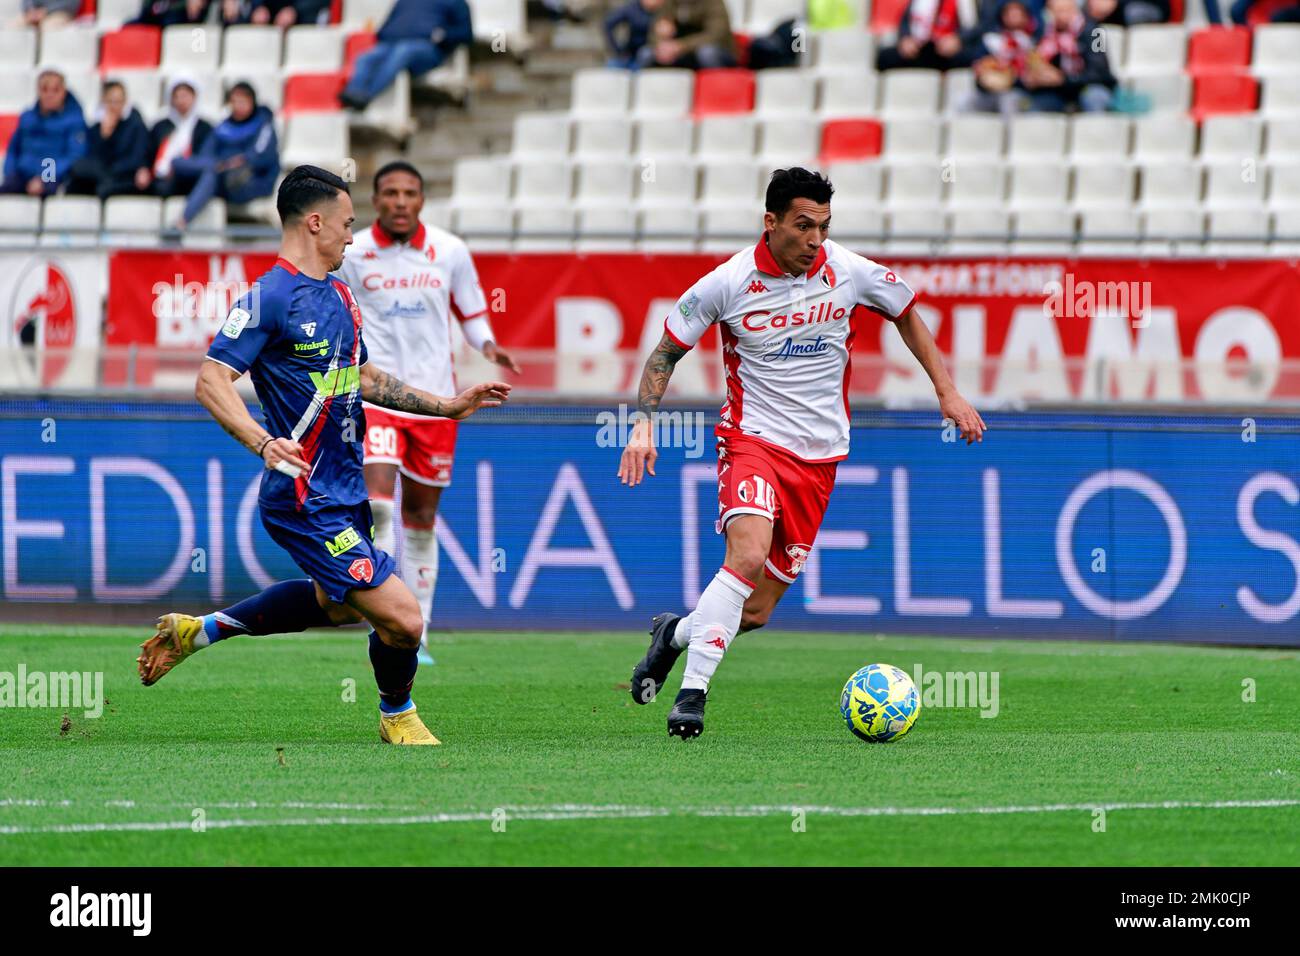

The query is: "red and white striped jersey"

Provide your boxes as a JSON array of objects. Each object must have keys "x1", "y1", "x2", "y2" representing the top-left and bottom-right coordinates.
[
  {"x1": 336, "y1": 221, "x2": 489, "y2": 419},
  {"x1": 665, "y1": 237, "x2": 917, "y2": 462}
]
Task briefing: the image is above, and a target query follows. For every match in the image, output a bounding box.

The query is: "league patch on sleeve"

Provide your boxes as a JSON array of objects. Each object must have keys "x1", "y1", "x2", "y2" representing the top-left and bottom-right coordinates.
[
  {"x1": 222, "y1": 307, "x2": 252, "y2": 339},
  {"x1": 679, "y1": 292, "x2": 700, "y2": 318}
]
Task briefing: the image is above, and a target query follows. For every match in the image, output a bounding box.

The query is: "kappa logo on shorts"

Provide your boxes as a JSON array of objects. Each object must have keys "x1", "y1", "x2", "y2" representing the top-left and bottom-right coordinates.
[
  {"x1": 786, "y1": 543, "x2": 811, "y2": 575},
  {"x1": 348, "y1": 558, "x2": 374, "y2": 583}
]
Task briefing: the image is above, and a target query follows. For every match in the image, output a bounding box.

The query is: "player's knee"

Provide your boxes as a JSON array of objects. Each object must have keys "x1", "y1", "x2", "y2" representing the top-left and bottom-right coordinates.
[
  {"x1": 740, "y1": 606, "x2": 772, "y2": 632},
  {"x1": 382, "y1": 613, "x2": 424, "y2": 650},
  {"x1": 726, "y1": 550, "x2": 766, "y2": 586},
  {"x1": 402, "y1": 509, "x2": 438, "y2": 532}
]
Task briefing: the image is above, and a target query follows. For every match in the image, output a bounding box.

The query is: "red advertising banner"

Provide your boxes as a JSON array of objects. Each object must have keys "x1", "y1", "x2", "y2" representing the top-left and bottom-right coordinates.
[{"x1": 107, "y1": 250, "x2": 1300, "y2": 401}]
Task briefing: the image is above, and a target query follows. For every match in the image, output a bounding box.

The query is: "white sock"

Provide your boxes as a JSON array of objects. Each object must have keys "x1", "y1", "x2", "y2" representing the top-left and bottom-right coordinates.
[
  {"x1": 371, "y1": 497, "x2": 395, "y2": 556},
  {"x1": 671, "y1": 611, "x2": 694, "y2": 649},
  {"x1": 680, "y1": 567, "x2": 753, "y2": 692},
  {"x1": 402, "y1": 524, "x2": 438, "y2": 645}
]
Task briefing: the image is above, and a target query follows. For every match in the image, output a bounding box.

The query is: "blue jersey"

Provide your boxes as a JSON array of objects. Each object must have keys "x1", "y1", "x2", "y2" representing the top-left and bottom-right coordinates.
[{"x1": 207, "y1": 257, "x2": 370, "y2": 514}]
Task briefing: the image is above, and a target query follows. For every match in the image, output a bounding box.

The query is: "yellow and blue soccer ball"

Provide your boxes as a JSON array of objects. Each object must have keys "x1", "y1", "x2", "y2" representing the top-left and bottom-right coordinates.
[{"x1": 839, "y1": 663, "x2": 921, "y2": 743}]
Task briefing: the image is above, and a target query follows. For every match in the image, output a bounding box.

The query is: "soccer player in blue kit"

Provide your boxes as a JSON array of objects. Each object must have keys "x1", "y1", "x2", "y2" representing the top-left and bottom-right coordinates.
[{"x1": 136, "y1": 166, "x2": 511, "y2": 745}]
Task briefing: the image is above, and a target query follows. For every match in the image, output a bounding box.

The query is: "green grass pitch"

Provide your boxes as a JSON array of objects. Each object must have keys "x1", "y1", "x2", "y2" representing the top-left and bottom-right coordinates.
[{"x1": 1, "y1": 624, "x2": 1297, "y2": 866}]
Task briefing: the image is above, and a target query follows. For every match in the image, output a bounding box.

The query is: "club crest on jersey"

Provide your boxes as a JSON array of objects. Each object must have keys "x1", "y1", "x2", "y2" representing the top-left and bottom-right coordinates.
[
  {"x1": 300, "y1": 322, "x2": 317, "y2": 336},
  {"x1": 348, "y1": 558, "x2": 374, "y2": 583},
  {"x1": 820, "y1": 265, "x2": 836, "y2": 289},
  {"x1": 786, "y1": 543, "x2": 811, "y2": 575},
  {"x1": 736, "y1": 476, "x2": 776, "y2": 513},
  {"x1": 221, "y1": 307, "x2": 252, "y2": 339}
]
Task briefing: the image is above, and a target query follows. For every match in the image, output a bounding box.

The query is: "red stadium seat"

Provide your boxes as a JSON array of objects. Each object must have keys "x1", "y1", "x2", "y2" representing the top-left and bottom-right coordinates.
[
  {"x1": 1187, "y1": 27, "x2": 1251, "y2": 76},
  {"x1": 1246, "y1": 0, "x2": 1293, "y2": 24},
  {"x1": 819, "y1": 119, "x2": 884, "y2": 164},
  {"x1": 283, "y1": 73, "x2": 347, "y2": 114},
  {"x1": 692, "y1": 68, "x2": 755, "y2": 116},
  {"x1": 330, "y1": 0, "x2": 342, "y2": 22},
  {"x1": 732, "y1": 32, "x2": 752, "y2": 68},
  {"x1": 1191, "y1": 73, "x2": 1259, "y2": 120},
  {"x1": 0, "y1": 114, "x2": 19, "y2": 154},
  {"x1": 99, "y1": 26, "x2": 161, "y2": 72},
  {"x1": 1169, "y1": 0, "x2": 1184, "y2": 20},
  {"x1": 871, "y1": 0, "x2": 910, "y2": 34},
  {"x1": 344, "y1": 32, "x2": 377, "y2": 75}
]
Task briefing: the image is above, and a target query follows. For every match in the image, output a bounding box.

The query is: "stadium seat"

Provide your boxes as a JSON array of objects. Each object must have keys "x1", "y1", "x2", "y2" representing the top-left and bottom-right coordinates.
[
  {"x1": 746, "y1": 0, "x2": 800, "y2": 33},
  {"x1": 1012, "y1": 209, "x2": 1073, "y2": 242},
  {"x1": 1206, "y1": 208, "x2": 1269, "y2": 251},
  {"x1": 576, "y1": 208, "x2": 636, "y2": 252},
  {"x1": 1252, "y1": 24, "x2": 1300, "y2": 76},
  {"x1": 826, "y1": 161, "x2": 885, "y2": 203},
  {"x1": 1079, "y1": 208, "x2": 1142, "y2": 249},
  {"x1": 341, "y1": 0, "x2": 395, "y2": 29},
  {"x1": 513, "y1": 161, "x2": 572, "y2": 205},
  {"x1": 1143, "y1": 208, "x2": 1204, "y2": 243},
  {"x1": 942, "y1": 69, "x2": 975, "y2": 113},
  {"x1": 1191, "y1": 73, "x2": 1258, "y2": 120},
  {"x1": 951, "y1": 209, "x2": 1011, "y2": 247},
  {"x1": 238, "y1": 72, "x2": 284, "y2": 112},
  {"x1": 0, "y1": 82, "x2": 25, "y2": 116},
  {"x1": 471, "y1": 0, "x2": 527, "y2": 45},
  {"x1": 1204, "y1": 161, "x2": 1266, "y2": 206},
  {"x1": 452, "y1": 157, "x2": 512, "y2": 207},
  {"x1": 819, "y1": 119, "x2": 883, "y2": 164},
  {"x1": 170, "y1": 70, "x2": 223, "y2": 118},
  {"x1": 693, "y1": 69, "x2": 756, "y2": 116},
  {"x1": 636, "y1": 117, "x2": 695, "y2": 158},
  {"x1": 869, "y1": 0, "x2": 909, "y2": 33},
  {"x1": 879, "y1": 70, "x2": 941, "y2": 117},
  {"x1": 828, "y1": 206, "x2": 887, "y2": 241},
  {"x1": 636, "y1": 159, "x2": 698, "y2": 207},
  {"x1": 696, "y1": 116, "x2": 757, "y2": 161},
  {"x1": 570, "y1": 68, "x2": 631, "y2": 117},
  {"x1": 116, "y1": 72, "x2": 162, "y2": 123},
  {"x1": 284, "y1": 26, "x2": 345, "y2": 73},
  {"x1": 103, "y1": 195, "x2": 162, "y2": 246},
  {"x1": 0, "y1": 195, "x2": 41, "y2": 248},
  {"x1": 886, "y1": 163, "x2": 944, "y2": 207},
  {"x1": 639, "y1": 205, "x2": 700, "y2": 251},
  {"x1": 757, "y1": 117, "x2": 820, "y2": 166},
  {"x1": 280, "y1": 112, "x2": 348, "y2": 169},
  {"x1": 511, "y1": 112, "x2": 570, "y2": 159},
  {"x1": 1124, "y1": 73, "x2": 1192, "y2": 113},
  {"x1": 0, "y1": 27, "x2": 37, "y2": 70},
  {"x1": 515, "y1": 207, "x2": 576, "y2": 250},
  {"x1": 1267, "y1": 163, "x2": 1300, "y2": 209},
  {"x1": 700, "y1": 206, "x2": 758, "y2": 253},
  {"x1": 699, "y1": 161, "x2": 763, "y2": 207},
  {"x1": 40, "y1": 195, "x2": 102, "y2": 247},
  {"x1": 574, "y1": 161, "x2": 635, "y2": 207},
  {"x1": 946, "y1": 114, "x2": 1005, "y2": 160},
  {"x1": 97, "y1": 0, "x2": 141, "y2": 28},
  {"x1": 1007, "y1": 162, "x2": 1070, "y2": 208},
  {"x1": 38, "y1": 26, "x2": 99, "y2": 69},
  {"x1": 1199, "y1": 115, "x2": 1262, "y2": 161},
  {"x1": 888, "y1": 208, "x2": 947, "y2": 252},
  {"x1": 1008, "y1": 115, "x2": 1067, "y2": 159},
  {"x1": 1073, "y1": 164, "x2": 1136, "y2": 209},
  {"x1": 1265, "y1": 119, "x2": 1300, "y2": 160},
  {"x1": 1122, "y1": 24, "x2": 1186, "y2": 77},
  {"x1": 632, "y1": 69, "x2": 694, "y2": 117},
  {"x1": 1261, "y1": 78, "x2": 1300, "y2": 117},
  {"x1": 0, "y1": 112, "x2": 17, "y2": 152},
  {"x1": 282, "y1": 74, "x2": 345, "y2": 114},
  {"x1": 883, "y1": 118, "x2": 941, "y2": 158},
  {"x1": 100, "y1": 26, "x2": 161, "y2": 72},
  {"x1": 1067, "y1": 114, "x2": 1131, "y2": 161},
  {"x1": 1132, "y1": 114, "x2": 1196, "y2": 161},
  {"x1": 812, "y1": 29, "x2": 873, "y2": 74},
  {"x1": 161, "y1": 25, "x2": 221, "y2": 73},
  {"x1": 1139, "y1": 161, "x2": 1202, "y2": 207},
  {"x1": 1097, "y1": 24, "x2": 1126, "y2": 75},
  {"x1": 60, "y1": 71, "x2": 99, "y2": 117},
  {"x1": 817, "y1": 73, "x2": 877, "y2": 118},
  {"x1": 1186, "y1": 27, "x2": 1251, "y2": 77},
  {"x1": 353, "y1": 66, "x2": 412, "y2": 138},
  {"x1": 221, "y1": 26, "x2": 284, "y2": 77},
  {"x1": 415, "y1": 44, "x2": 470, "y2": 100},
  {"x1": 946, "y1": 162, "x2": 1005, "y2": 208},
  {"x1": 572, "y1": 118, "x2": 633, "y2": 159},
  {"x1": 754, "y1": 68, "x2": 817, "y2": 117},
  {"x1": 343, "y1": 31, "x2": 377, "y2": 73}
]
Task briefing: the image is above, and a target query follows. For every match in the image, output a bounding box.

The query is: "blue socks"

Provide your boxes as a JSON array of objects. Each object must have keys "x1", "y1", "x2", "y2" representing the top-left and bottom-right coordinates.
[
  {"x1": 369, "y1": 631, "x2": 418, "y2": 713},
  {"x1": 201, "y1": 579, "x2": 335, "y2": 643}
]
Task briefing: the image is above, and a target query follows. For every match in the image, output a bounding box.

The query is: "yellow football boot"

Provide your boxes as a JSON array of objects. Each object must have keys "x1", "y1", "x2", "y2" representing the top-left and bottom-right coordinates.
[
  {"x1": 379, "y1": 705, "x2": 441, "y2": 745},
  {"x1": 137, "y1": 612, "x2": 204, "y2": 686}
]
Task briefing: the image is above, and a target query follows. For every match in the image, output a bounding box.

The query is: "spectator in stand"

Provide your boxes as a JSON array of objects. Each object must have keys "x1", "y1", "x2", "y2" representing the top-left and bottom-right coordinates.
[
  {"x1": 1085, "y1": 0, "x2": 1166, "y2": 25},
  {"x1": 248, "y1": 0, "x2": 331, "y2": 26},
  {"x1": 339, "y1": 0, "x2": 474, "y2": 110},
  {"x1": 169, "y1": 81, "x2": 278, "y2": 230},
  {"x1": 130, "y1": 0, "x2": 211, "y2": 26},
  {"x1": 877, "y1": 0, "x2": 983, "y2": 72},
  {"x1": 1228, "y1": 0, "x2": 1300, "y2": 21},
  {"x1": 605, "y1": 0, "x2": 664, "y2": 69},
  {"x1": 966, "y1": 0, "x2": 1037, "y2": 113},
  {"x1": 637, "y1": 0, "x2": 737, "y2": 69},
  {"x1": 1024, "y1": 0, "x2": 1114, "y2": 111},
  {"x1": 0, "y1": 70, "x2": 86, "y2": 196},
  {"x1": 136, "y1": 75, "x2": 214, "y2": 197},
  {"x1": 8, "y1": 0, "x2": 79, "y2": 30},
  {"x1": 66, "y1": 80, "x2": 151, "y2": 199},
  {"x1": 1273, "y1": 2, "x2": 1300, "y2": 20}
]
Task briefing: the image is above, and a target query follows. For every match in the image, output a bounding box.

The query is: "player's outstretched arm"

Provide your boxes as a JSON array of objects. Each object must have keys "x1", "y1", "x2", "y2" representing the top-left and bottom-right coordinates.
[
  {"x1": 195, "y1": 359, "x2": 310, "y2": 474},
  {"x1": 892, "y1": 307, "x2": 988, "y2": 445},
  {"x1": 359, "y1": 363, "x2": 511, "y2": 420},
  {"x1": 619, "y1": 332, "x2": 689, "y2": 487}
]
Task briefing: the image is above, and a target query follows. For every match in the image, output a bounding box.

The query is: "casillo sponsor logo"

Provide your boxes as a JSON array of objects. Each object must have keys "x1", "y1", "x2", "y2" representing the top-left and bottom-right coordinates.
[
  {"x1": 362, "y1": 273, "x2": 442, "y2": 291},
  {"x1": 741, "y1": 301, "x2": 848, "y2": 332},
  {"x1": 49, "y1": 886, "x2": 151, "y2": 936}
]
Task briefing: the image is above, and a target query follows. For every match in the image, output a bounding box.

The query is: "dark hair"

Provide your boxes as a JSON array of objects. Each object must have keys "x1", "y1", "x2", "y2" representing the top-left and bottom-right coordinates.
[
  {"x1": 277, "y1": 165, "x2": 350, "y2": 225},
  {"x1": 101, "y1": 79, "x2": 125, "y2": 98},
  {"x1": 373, "y1": 160, "x2": 424, "y2": 194},
  {"x1": 226, "y1": 81, "x2": 258, "y2": 110},
  {"x1": 765, "y1": 167, "x2": 834, "y2": 217}
]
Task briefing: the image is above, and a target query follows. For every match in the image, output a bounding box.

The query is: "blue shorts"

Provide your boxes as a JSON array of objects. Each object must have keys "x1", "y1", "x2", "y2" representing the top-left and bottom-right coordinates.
[{"x1": 260, "y1": 500, "x2": 396, "y2": 605}]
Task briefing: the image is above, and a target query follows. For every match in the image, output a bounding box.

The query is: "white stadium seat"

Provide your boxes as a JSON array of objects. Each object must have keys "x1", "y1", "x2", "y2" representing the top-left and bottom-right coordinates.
[
  {"x1": 0, "y1": 196, "x2": 42, "y2": 248},
  {"x1": 1079, "y1": 208, "x2": 1141, "y2": 246},
  {"x1": 1200, "y1": 116, "x2": 1262, "y2": 161},
  {"x1": 826, "y1": 161, "x2": 884, "y2": 203},
  {"x1": 571, "y1": 68, "x2": 631, "y2": 117},
  {"x1": 576, "y1": 207, "x2": 636, "y2": 251},
  {"x1": 1206, "y1": 208, "x2": 1269, "y2": 251},
  {"x1": 515, "y1": 207, "x2": 576, "y2": 249},
  {"x1": 701, "y1": 207, "x2": 757, "y2": 251},
  {"x1": 1007, "y1": 162, "x2": 1070, "y2": 208},
  {"x1": 946, "y1": 162, "x2": 1005, "y2": 208},
  {"x1": 37, "y1": 26, "x2": 98, "y2": 70},
  {"x1": 1266, "y1": 119, "x2": 1300, "y2": 160},
  {"x1": 942, "y1": 69, "x2": 975, "y2": 112},
  {"x1": 280, "y1": 112, "x2": 347, "y2": 170},
  {"x1": 513, "y1": 162, "x2": 572, "y2": 205},
  {"x1": 1122, "y1": 24, "x2": 1186, "y2": 76},
  {"x1": 341, "y1": 0, "x2": 396, "y2": 29},
  {"x1": 1132, "y1": 114, "x2": 1195, "y2": 162},
  {"x1": 756, "y1": 117, "x2": 819, "y2": 167},
  {"x1": 0, "y1": 28, "x2": 37, "y2": 70},
  {"x1": 699, "y1": 162, "x2": 763, "y2": 208},
  {"x1": 879, "y1": 70, "x2": 941, "y2": 117},
  {"x1": 1253, "y1": 25, "x2": 1300, "y2": 76},
  {"x1": 818, "y1": 73, "x2": 877, "y2": 117},
  {"x1": 511, "y1": 112, "x2": 570, "y2": 159},
  {"x1": 1007, "y1": 115, "x2": 1067, "y2": 159},
  {"x1": 221, "y1": 26, "x2": 283, "y2": 76},
  {"x1": 471, "y1": 0, "x2": 527, "y2": 44},
  {"x1": 886, "y1": 163, "x2": 945, "y2": 207},
  {"x1": 237, "y1": 72, "x2": 283, "y2": 112},
  {"x1": 754, "y1": 69, "x2": 817, "y2": 117},
  {"x1": 1011, "y1": 209, "x2": 1071, "y2": 240},
  {"x1": 632, "y1": 70, "x2": 693, "y2": 117},
  {"x1": 572, "y1": 118, "x2": 633, "y2": 159},
  {"x1": 40, "y1": 195, "x2": 102, "y2": 247},
  {"x1": 747, "y1": 0, "x2": 800, "y2": 33},
  {"x1": 829, "y1": 206, "x2": 887, "y2": 240},
  {"x1": 283, "y1": 26, "x2": 345, "y2": 73},
  {"x1": 640, "y1": 205, "x2": 700, "y2": 249},
  {"x1": 636, "y1": 118, "x2": 695, "y2": 158},
  {"x1": 1067, "y1": 114, "x2": 1131, "y2": 161},
  {"x1": 884, "y1": 118, "x2": 941, "y2": 158},
  {"x1": 946, "y1": 114, "x2": 1005, "y2": 160},
  {"x1": 60, "y1": 71, "x2": 99, "y2": 118},
  {"x1": 452, "y1": 157, "x2": 513, "y2": 206},
  {"x1": 813, "y1": 30, "x2": 873, "y2": 74},
  {"x1": 1204, "y1": 162, "x2": 1266, "y2": 207},
  {"x1": 1139, "y1": 161, "x2": 1202, "y2": 207},
  {"x1": 1073, "y1": 164, "x2": 1136, "y2": 209},
  {"x1": 1143, "y1": 208, "x2": 1204, "y2": 241},
  {"x1": 636, "y1": 159, "x2": 698, "y2": 206},
  {"x1": 1097, "y1": 24, "x2": 1126, "y2": 74},
  {"x1": 162, "y1": 25, "x2": 221, "y2": 73},
  {"x1": 1124, "y1": 73, "x2": 1191, "y2": 113},
  {"x1": 114, "y1": 73, "x2": 163, "y2": 124},
  {"x1": 696, "y1": 116, "x2": 757, "y2": 162},
  {"x1": 574, "y1": 162, "x2": 634, "y2": 206},
  {"x1": 1268, "y1": 163, "x2": 1300, "y2": 209},
  {"x1": 97, "y1": 0, "x2": 139, "y2": 28},
  {"x1": 1261, "y1": 78, "x2": 1300, "y2": 117},
  {"x1": 103, "y1": 196, "x2": 163, "y2": 246}
]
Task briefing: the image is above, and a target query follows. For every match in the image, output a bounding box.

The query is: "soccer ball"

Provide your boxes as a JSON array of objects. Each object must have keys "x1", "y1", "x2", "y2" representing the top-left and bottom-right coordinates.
[{"x1": 839, "y1": 663, "x2": 921, "y2": 743}]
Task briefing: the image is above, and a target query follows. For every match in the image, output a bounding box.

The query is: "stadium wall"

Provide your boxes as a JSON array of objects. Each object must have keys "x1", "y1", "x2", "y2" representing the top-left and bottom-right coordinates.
[{"x1": 2, "y1": 400, "x2": 1297, "y2": 645}]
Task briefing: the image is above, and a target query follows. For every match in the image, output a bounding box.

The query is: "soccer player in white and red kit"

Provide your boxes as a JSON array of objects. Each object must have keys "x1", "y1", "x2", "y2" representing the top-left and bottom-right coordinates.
[
  {"x1": 337, "y1": 161, "x2": 518, "y2": 657},
  {"x1": 619, "y1": 167, "x2": 987, "y2": 738}
]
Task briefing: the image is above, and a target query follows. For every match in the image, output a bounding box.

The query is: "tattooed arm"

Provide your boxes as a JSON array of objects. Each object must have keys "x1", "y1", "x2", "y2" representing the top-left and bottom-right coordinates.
[
  {"x1": 196, "y1": 358, "x2": 310, "y2": 475},
  {"x1": 359, "y1": 364, "x2": 512, "y2": 421},
  {"x1": 619, "y1": 333, "x2": 689, "y2": 486}
]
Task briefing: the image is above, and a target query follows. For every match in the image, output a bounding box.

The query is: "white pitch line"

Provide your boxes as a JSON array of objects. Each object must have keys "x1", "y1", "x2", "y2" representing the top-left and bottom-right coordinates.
[{"x1": 1, "y1": 799, "x2": 1297, "y2": 835}]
